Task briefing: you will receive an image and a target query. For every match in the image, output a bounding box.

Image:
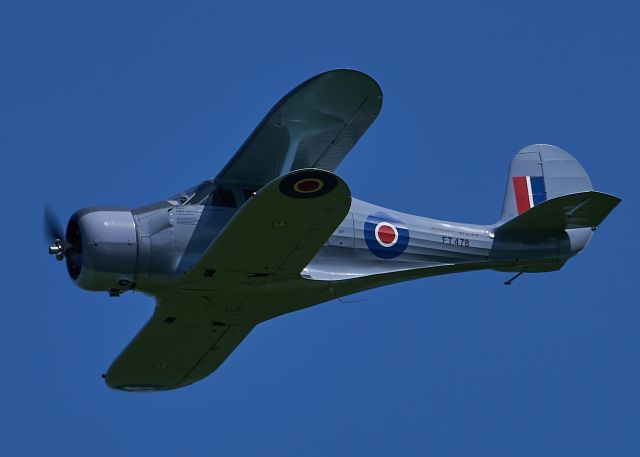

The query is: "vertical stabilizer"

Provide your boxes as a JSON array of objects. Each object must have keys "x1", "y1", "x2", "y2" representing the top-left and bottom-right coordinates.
[{"x1": 500, "y1": 144, "x2": 593, "y2": 222}]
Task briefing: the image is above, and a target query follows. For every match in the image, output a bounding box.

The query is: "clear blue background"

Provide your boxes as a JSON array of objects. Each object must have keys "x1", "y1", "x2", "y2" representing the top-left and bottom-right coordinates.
[{"x1": 1, "y1": 1, "x2": 638, "y2": 456}]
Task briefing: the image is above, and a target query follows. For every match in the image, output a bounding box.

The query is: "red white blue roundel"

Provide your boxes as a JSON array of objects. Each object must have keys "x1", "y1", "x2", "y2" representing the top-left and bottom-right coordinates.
[{"x1": 364, "y1": 213, "x2": 409, "y2": 259}]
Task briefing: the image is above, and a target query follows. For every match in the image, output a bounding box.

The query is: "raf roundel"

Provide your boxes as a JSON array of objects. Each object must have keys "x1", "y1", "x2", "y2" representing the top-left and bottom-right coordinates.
[
  {"x1": 364, "y1": 213, "x2": 410, "y2": 259},
  {"x1": 293, "y1": 178, "x2": 324, "y2": 194},
  {"x1": 279, "y1": 170, "x2": 338, "y2": 199}
]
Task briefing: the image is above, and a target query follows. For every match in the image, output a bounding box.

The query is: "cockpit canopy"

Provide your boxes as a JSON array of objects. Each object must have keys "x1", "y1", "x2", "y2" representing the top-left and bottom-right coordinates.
[
  {"x1": 169, "y1": 180, "x2": 261, "y2": 208},
  {"x1": 169, "y1": 180, "x2": 238, "y2": 208}
]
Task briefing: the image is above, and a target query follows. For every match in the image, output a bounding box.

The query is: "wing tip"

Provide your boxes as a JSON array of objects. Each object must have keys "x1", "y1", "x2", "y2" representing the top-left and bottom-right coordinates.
[
  {"x1": 315, "y1": 68, "x2": 382, "y2": 94},
  {"x1": 104, "y1": 370, "x2": 187, "y2": 392},
  {"x1": 104, "y1": 377, "x2": 185, "y2": 393}
]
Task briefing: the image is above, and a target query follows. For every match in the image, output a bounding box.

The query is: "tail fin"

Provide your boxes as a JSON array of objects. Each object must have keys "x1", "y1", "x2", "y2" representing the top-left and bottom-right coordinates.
[
  {"x1": 501, "y1": 144, "x2": 593, "y2": 222},
  {"x1": 498, "y1": 144, "x2": 620, "y2": 231}
]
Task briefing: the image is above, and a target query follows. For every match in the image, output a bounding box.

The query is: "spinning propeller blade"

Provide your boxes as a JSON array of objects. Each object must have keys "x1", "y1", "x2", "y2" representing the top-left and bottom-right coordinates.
[
  {"x1": 44, "y1": 205, "x2": 64, "y2": 242},
  {"x1": 44, "y1": 205, "x2": 66, "y2": 260}
]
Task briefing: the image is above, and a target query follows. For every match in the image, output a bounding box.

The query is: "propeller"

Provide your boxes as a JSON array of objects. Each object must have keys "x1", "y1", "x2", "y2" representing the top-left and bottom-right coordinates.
[
  {"x1": 44, "y1": 205, "x2": 64, "y2": 240},
  {"x1": 44, "y1": 205, "x2": 66, "y2": 261}
]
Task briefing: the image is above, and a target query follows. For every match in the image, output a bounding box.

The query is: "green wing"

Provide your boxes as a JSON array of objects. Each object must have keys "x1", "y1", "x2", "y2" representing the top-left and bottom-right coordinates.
[
  {"x1": 216, "y1": 69, "x2": 382, "y2": 188},
  {"x1": 105, "y1": 169, "x2": 350, "y2": 391},
  {"x1": 105, "y1": 299, "x2": 253, "y2": 391},
  {"x1": 183, "y1": 168, "x2": 351, "y2": 285}
]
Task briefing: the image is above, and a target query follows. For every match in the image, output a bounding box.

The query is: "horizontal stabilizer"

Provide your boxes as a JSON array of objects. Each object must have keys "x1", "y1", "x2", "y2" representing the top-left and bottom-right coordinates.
[{"x1": 497, "y1": 191, "x2": 621, "y2": 232}]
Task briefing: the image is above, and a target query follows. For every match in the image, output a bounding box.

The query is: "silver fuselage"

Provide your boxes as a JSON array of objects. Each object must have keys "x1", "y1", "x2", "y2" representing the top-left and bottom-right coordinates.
[{"x1": 128, "y1": 197, "x2": 589, "y2": 289}]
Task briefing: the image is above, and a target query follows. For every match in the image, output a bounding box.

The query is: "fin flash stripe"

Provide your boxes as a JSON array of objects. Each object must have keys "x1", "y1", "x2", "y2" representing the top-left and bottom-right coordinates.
[{"x1": 513, "y1": 176, "x2": 546, "y2": 214}]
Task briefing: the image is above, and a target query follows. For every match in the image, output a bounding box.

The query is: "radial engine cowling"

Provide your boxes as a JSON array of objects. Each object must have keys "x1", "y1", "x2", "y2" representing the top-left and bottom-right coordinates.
[{"x1": 66, "y1": 208, "x2": 138, "y2": 292}]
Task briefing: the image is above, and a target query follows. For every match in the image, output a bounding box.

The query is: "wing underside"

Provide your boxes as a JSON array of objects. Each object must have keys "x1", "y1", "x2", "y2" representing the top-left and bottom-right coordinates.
[
  {"x1": 106, "y1": 169, "x2": 351, "y2": 391},
  {"x1": 182, "y1": 168, "x2": 352, "y2": 284},
  {"x1": 216, "y1": 69, "x2": 382, "y2": 188},
  {"x1": 105, "y1": 300, "x2": 253, "y2": 391}
]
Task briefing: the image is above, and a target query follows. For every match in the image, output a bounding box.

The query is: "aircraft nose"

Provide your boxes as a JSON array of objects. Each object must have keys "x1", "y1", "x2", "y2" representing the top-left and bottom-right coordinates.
[{"x1": 67, "y1": 207, "x2": 138, "y2": 292}]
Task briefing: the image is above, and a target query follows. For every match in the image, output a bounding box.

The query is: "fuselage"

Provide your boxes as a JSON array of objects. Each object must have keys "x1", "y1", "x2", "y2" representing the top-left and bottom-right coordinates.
[
  {"x1": 123, "y1": 194, "x2": 589, "y2": 291},
  {"x1": 63, "y1": 181, "x2": 593, "y2": 324}
]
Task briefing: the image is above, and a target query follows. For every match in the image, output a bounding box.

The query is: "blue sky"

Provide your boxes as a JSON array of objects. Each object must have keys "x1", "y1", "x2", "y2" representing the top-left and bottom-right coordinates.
[{"x1": 2, "y1": 1, "x2": 638, "y2": 456}]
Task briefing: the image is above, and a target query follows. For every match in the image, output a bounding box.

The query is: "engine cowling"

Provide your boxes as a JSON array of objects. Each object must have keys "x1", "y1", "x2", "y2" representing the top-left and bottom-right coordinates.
[{"x1": 66, "y1": 208, "x2": 138, "y2": 292}]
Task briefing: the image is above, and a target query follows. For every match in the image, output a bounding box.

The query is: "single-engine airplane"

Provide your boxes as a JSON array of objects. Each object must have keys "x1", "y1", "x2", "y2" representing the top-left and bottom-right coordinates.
[{"x1": 45, "y1": 69, "x2": 621, "y2": 391}]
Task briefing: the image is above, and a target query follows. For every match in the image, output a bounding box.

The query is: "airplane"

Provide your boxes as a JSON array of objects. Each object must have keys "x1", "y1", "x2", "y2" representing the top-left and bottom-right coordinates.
[{"x1": 45, "y1": 69, "x2": 621, "y2": 392}]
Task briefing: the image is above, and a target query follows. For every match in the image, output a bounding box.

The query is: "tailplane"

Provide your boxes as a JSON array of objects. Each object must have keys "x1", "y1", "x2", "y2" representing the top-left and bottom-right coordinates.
[{"x1": 498, "y1": 190, "x2": 620, "y2": 232}]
